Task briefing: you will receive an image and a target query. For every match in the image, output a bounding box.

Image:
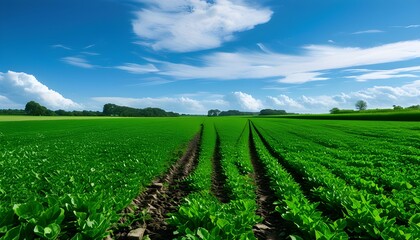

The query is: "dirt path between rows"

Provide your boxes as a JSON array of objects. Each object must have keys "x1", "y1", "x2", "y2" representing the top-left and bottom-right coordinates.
[
  {"x1": 112, "y1": 126, "x2": 203, "y2": 240},
  {"x1": 249, "y1": 123, "x2": 295, "y2": 239},
  {"x1": 251, "y1": 122, "x2": 344, "y2": 221},
  {"x1": 211, "y1": 130, "x2": 231, "y2": 203}
]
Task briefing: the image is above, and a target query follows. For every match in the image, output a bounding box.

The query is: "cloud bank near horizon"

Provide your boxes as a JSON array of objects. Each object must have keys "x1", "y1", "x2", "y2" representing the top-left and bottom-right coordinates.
[{"x1": 0, "y1": 71, "x2": 81, "y2": 110}]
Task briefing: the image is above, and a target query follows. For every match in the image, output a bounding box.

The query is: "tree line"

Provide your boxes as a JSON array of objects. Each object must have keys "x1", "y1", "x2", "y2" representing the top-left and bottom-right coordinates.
[
  {"x1": 330, "y1": 100, "x2": 420, "y2": 114},
  {"x1": 208, "y1": 109, "x2": 288, "y2": 116},
  {"x1": 0, "y1": 101, "x2": 180, "y2": 117}
]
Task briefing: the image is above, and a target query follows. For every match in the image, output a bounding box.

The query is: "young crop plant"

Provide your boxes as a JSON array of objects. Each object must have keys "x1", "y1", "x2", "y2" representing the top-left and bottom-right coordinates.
[
  {"x1": 170, "y1": 118, "x2": 261, "y2": 239},
  {"x1": 0, "y1": 117, "x2": 203, "y2": 239},
  {"x1": 250, "y1": 123, "x2": 348, "y2": 240},
  {"x1": 251, "y1": 119, "x2": 420, "y2": 239}
]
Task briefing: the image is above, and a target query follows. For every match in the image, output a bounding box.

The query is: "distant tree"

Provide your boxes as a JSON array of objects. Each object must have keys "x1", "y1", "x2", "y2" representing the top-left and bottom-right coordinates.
[
  {"x1": 393, "y1": 105, "x2": 403, "y2": 110},
  {"x1": 259, "y1": 109, "x2": 287, "y2": 115},
  {"x1": 329, "y1": 107, "x2": 340, "y2": 114},
  {"x1": 102, "y1": 103, "x2": 179, "y2": 117},
  {"x1": 103, "y1": 103, "x2": 118, "y2": 116},
  {"x1": 355, "y1": 100, "x2": 367, "y2": 111},
  {"x1": 25, "y1": 101, "x2": 47, "y2": 116},
  {"x1": 207, "y1": 109, "x2": 221, "y2": 117},
  {"x1": 406, "y1": 105, "x2": 420, "y2": 110}
]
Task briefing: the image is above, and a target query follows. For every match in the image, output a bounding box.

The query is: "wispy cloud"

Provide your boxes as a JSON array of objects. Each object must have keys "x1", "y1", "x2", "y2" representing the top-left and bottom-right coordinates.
[
  {"x1": 81, "y1": 51, "x2": 100, "y2": 56},
  {"x1": 52, "y1": 44, "x2": 72, "y2": 50},
  {"x1": 0, "y1": 71, "x2": 81, "y2": 110},
  {"x1": 351, "y1": 29, "x2": 384, "y2": 34},
  {"x1": 394, "y1": 24, "x2": 420, "y2": 29},
  {"x1": 127, "y1": 77, "x2": 174, "y2": 86},
  {"x1": 84, "y1": 44, "x2": 95, "y2": 49},
  {"x1": 346, "y1": 65, "x2": 420, "y2": 82},
  {"x1": 62, "y1": 56, "x2": 95, "y2": 68},
  {"x1": 147, "y1": 40, "x2": 420, "y2": 84},
  {"x1": 115, "y1": 63, "x2": 159, "y2": 74},
  {"x1": 132, "y1": 0, "x2": 272, "y2": 52},
  {"x1": 257, "y1": 43, "x2": 271, "y2": 53},
  {"x1": 405, "y1": 24, "x2": 420, "y2": 28}
]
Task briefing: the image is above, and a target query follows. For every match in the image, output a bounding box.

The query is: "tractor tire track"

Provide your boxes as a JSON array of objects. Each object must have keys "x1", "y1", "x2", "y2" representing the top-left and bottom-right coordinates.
[
  {"x1": 211, "y1": 129, "x2": 231, "y2": 203},
  {"x1": 113, "y1": 125, "x2": 203, "y2": 240},
  {"x1": 249, "y1": 122, "x2": 297, "y2": 239}
]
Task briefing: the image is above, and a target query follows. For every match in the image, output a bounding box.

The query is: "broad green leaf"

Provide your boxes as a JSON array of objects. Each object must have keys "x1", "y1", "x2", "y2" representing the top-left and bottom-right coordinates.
[{"x1": 13, "y1": 201, "x2": 43, "y2": 220}]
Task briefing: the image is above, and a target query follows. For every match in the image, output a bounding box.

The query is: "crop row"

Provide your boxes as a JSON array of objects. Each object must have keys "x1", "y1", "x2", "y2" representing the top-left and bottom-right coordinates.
[
  {"x1": 250, "y1": 122, "x2": 348, "y2": 239},
  {"x1": 169, "y1": 118, "x2": 260, "y2": 239},
  {"x1": 252, "y1": 119, "x2": 420, "y2": 239},
  {"x1": 0, "y1": 118, "x2": 202, "y2": 239}
]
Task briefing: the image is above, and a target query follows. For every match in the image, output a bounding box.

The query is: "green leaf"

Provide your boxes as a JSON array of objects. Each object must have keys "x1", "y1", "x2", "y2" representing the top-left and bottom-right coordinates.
[
  {"x1": 13, "y1": 201, "x2": 43, "y2": 220},
  {"x1": 0, "y1": 209, "x2": 16, "y2": 230},
  {"x1": 409, "y1": 213, "x2": 420, "y2": 227},
  {"x1": 44, "y1": 223, "x2": 60, "y2": 239},
  {"x1": 289, "y1": 235, "x2": 304, "y2": 240},
  {"x1": 216, "y1": 219, "x2": 229, "y2": 229},
  {"x1": 196, "y1": 227, "x2": 210, "y2": 239},
  {"x1": 3, "y1": 225, "x2": 21, "y2": 240},
  {"x1": 71, "y1": 233, "x2": 84, "y2": 240}
]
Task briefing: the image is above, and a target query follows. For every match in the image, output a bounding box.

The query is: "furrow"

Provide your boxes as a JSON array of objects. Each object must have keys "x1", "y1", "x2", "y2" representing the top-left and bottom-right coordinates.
[
  {"x1": 113, "y1": 125, "x2": 203, "y2": 239},
  {"x1": 251, "y1": 122, "x2": 343, "y2": 220},
  {"x1": 210, "y1": 129, "x2": 231, "y2": 203},
  {"x1": 249, "y1": 123, "x2": 294, "y2": 239}
]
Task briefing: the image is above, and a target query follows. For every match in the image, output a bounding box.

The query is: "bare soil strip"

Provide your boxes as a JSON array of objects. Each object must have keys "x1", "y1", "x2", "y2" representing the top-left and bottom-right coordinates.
[
  {"x1": 249, "y1": 123, "x2": 297, "y2": 239},
  {"x1": 113, "y1": 126, "x2": 203, "y2": 239},
  {"x1": 211, "y1": 129, "x2": 231, "y2": 203},
  {"x1": 250, "y1": 122, "x2": 344, "y2": 220}
]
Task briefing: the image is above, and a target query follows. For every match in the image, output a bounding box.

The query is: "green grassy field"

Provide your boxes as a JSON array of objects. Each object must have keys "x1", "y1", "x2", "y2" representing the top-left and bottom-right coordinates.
[
  {"x1": 259, "y1": 110, "x2": 420, "y2": 121},
  {"x1": 0, "y1": 116, "x2": 419, "y2": 239}
]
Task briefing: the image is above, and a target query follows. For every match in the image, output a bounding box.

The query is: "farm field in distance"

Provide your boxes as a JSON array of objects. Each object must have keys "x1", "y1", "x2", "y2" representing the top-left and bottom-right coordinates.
[{"x1": 0, "y1": 116, "x2": 419, "y2": 239}]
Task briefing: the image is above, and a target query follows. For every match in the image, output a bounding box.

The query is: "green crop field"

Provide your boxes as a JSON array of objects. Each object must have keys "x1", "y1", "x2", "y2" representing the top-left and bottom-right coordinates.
[{"x1": 0, "y1": 116, "x2": 419, "y2": 239}]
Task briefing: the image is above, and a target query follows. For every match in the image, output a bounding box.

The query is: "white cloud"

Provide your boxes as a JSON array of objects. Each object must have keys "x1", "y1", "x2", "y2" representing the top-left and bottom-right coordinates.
[
  {"x1": 92, "y1": 96, "x2": 209, "y2": 114},
  {"x1": 267, "y1": 95, "x2": 304, "y2": 109},
  {"x1": 279, "y1": 72, "x2": 329, "y2": 84},
  {"x1": 346, "y1": 65, "x2": 420, "y2": 82},
  {"x1": 351, "y1": 29, "x2": 384, "y2": 34},
  {"x1": 52, "y1": 44, "x2": 72, "y2": 50},
  {"x1": 0, "y1": 95, "x2": 21, "y2": 109},
  {"x1": 62, "y1": 56, "x2": 95, "y2": 68},
  {"x1": 233, "y1": 91, "x2": 263, "y2": 111},
  {"x1": 257, "y1": 43, "x2": 270, "y2": 53},
  {"x1": 150, "y1": 40, "x2": 420, "y2": 84},
  {"x1": 115, "y1": 63, "x2": 159, "y2": 74},
  {"x1": 81, "y1": 51, "x2": 100, "y2": 56},
  {"x1": 84, "y1": 44, "x2": 95, "y2": 49},
  {"x1": 265, "y1": 80, "x2": 420, "y2": 113},
  {"x1": 132, "y1": 0, "x2": 272, "y2": 52},
  {"x1": 301, "y1": 95, "x2": 339, "y2": 107},
  {"x1": 0, "y1": 71, "x2": 81, "y2": 110},
  {"x1": 405, "y1": 25, "x2": 420, "y2": 28},
  {"x1": 354, "y1": 80, "x2": 420, "y2": 99}
]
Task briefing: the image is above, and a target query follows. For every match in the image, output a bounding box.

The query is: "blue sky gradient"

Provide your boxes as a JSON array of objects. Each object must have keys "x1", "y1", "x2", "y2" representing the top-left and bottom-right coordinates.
[{"x1": 1, "y1": 0, "x2": 419, "y2": 113}]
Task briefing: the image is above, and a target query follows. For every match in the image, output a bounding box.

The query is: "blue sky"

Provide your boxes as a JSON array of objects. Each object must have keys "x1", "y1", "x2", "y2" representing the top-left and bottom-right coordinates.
[{"x1": 1, "y1": 0, "x2": 419, "y2": 114}]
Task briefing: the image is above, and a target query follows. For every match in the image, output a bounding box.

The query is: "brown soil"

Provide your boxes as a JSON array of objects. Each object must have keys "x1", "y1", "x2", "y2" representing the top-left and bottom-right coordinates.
[
  {"x1": 113, "y1": 126, "x2": 203, "y2": 239},
  {"x1": 249, "y1": 122, "x2": 299, "y2": 239},
  {"x1": 210, "y1": 130, "x2": 231, "y2": 203},
  {"x1": 251, "y1": 122, "x2": 344, "y2": 221}
]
